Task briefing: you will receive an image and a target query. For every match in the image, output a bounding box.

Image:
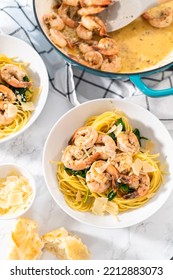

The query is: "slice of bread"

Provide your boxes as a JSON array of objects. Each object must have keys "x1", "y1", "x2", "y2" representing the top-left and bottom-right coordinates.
[
  {"x1": 42, "y1": 227, "x2": 90, "y2": 260},
  {"x1": 8, "y1": 217, "x2": 44, "y2": 260}
]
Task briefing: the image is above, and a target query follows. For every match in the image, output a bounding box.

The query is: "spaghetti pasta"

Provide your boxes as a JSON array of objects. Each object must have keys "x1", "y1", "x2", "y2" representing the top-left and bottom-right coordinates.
[
  {"x1": 57, "y1": 110, "x2": 163, "y2": 216},
  {"x1": 0, "y1": 54, "x2": 39, "y2": 140}
]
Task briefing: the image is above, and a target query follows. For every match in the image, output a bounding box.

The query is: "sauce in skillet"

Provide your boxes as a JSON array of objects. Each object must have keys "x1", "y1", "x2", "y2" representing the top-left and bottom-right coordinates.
[{"x1": 110, "y1": 3, "x2": 173, "y2": 73}]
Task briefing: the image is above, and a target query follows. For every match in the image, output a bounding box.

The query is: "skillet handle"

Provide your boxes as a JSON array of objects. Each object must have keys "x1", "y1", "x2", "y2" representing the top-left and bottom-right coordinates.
[{"x1": 129, "y1": 74, "x2": 173, "y2": 97}]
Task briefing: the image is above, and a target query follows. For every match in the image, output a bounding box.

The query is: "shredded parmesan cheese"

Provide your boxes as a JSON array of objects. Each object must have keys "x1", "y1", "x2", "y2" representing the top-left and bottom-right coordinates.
[
  {"x1": 7, "y1": 103, "x2": 18, "y2": 118},
  {"x1": 132, "y1": 158, "x2": 157, "y2": 175},
  {"x1": 142, "y1": 161, "x2": 157, "y2": 173},
  {"x1": 107, "y1": 123, "x2": 123, "y2": 137},
  {"x1": 21, "y1": 102, "x2": 35, "y2": 111},
  {"x1": 91, "y1": 197, "x2": 108, "y2": 215},
  {"x1": 132, "y1": 158, "x2": 143, "y2": 176},
  {"x1": 0, "y1": 175, "x2": 33, "y2": 216},
  {"x1": 91, "y1": 197, "x2": 118, "y2": 217},
  {"x1": 95, "y1": 161, "x2": 110, "y2": 174}
]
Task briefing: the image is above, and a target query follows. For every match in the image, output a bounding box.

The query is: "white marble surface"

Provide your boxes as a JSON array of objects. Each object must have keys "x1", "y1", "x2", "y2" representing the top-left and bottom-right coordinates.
[{"x1": 0, "y1": 88, "x2": 173, "y2": 260}]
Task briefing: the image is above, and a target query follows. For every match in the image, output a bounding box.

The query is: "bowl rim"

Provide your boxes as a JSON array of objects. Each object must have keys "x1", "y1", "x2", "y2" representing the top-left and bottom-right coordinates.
[
  {"x1": 0, "y1": 34, "x2": 49, "y2": 144},
  {"x1": 42, "y1": 98, "x2": 173, "y2": 228},
  {"x1": 33, "y1": 0, "x2": 173, "y2": 77},
  {"x1": 0, "y1": 162, "x2": 36, "y2": 220}
]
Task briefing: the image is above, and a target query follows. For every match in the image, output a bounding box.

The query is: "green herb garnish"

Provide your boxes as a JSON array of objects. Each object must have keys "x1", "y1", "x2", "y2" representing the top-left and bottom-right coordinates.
[
  {"x1": 108, "y1": 132, "x2": 117, "y2": 143},
  {"x1": 107, "y1": 190, "x2": 117, "y2": 201},
  {"x1": 115, "y1": 118, "x2": 126, "y2": 131},
  {"x1": 64, "y1": 167, "x2": 89, "y2": 178},
  {"x1": 133, "y1": 128, "x2": 148, "y2": 146},
  {"x1": 9, "y1": 75, "x2": 31, "y2": 102},
  {"x1": 116, "y1": 182, "x2": 135, "y2": 194},
  {"x1": 84, "y1": 189, "x2": 90, "y2": 203},
  {"x1": 23, "y1": 75, "x2": 29, "y2": 82}
]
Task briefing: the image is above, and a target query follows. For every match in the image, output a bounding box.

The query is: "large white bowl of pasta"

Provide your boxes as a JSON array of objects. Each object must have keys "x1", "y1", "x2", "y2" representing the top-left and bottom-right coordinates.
[
  {"x1": 0, "y1": 34, "x2": 49, "y2": 143},
  {"x1": 43, "y1": 98, "x2": 173, "y2": 228}
]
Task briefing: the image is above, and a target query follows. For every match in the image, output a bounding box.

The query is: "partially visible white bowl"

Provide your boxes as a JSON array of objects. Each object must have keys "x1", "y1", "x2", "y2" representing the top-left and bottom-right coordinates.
[
  {"x1": 0, "y1": 163, "x2": 36, "y2": 220},
  {"x1": 43, "y1": 98, "x2": 173, "y2": 228},
  {"x1": 0, "y1": 34, "x2": 49, "y2": 143}
]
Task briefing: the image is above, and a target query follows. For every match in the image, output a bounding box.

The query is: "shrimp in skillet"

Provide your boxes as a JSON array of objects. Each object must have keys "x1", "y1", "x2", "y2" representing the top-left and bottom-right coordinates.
[
  {"x1": 78, "y1": 6, "x2": 105, "y2": 16},
  {"x1": 62, "y1": 0, "x2": 80, "y2": 6},
  {"x1": 143, "y1": 7, "x2": 173, "y2": 28},
  {"x1": 43, "y1": 12, "x2": 65, "y2": 31},
  {"x1": 49, "y1": 28, "x2": 74, "y2": 48},
  {"x1": 76, "y1": 24, "x2": 93, "y2": 40},
  {"x1": 58, "y1": 4, "x2": 78, "y2": 28},
  {"x1": 95, "y1": 38, "x2": 119, "y2": 56},
  {"x1": 80, "y1": 0, "x2": 113, "y2": 7},
  {"x1": 69, "y1": 50, "x2": 103, "y2": 69},
  {"x1": 81, "y1": 15, "x2": 107, "y2": 37},
  {"x1": 101, "y1": 55, "x2": 121, "y2": 72}
]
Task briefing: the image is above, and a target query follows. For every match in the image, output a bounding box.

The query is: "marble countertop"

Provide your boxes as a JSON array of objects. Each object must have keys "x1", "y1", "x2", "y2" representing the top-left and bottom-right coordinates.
[{"x1": 0, "y1": 89, "x2": 173, "y2": 260}]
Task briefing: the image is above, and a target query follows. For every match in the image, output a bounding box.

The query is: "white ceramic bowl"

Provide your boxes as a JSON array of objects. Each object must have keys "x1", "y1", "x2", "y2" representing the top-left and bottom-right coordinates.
[
  {"x1": 43, "y1": 98, "x2": 173, "y2": 228},
  {"x1": 0, "y1": 163, "x2": 36, "y2": 220},
  {"x1": 0, "y1": 34, "x2": 49, "y2": 143}
]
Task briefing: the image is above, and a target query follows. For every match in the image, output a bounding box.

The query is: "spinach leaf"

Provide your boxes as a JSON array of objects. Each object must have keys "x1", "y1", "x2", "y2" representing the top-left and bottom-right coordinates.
[
  {"x1": 108, "y1": 132, "x2": 117, "y2": 143},
  {"x1": 107, "y1": 190, "x2": 117, "y2": 201},
  {"x1": 133, "y1": 128, "x2": 148, "y2": 146},
  {"x1": 9, "y1": 75, "x2": 30, "y2": 102},
  {"x1": 115, "y1": 118, "x2": 126, "y2": 131},
  {"x1": 64, "y1": 167, "x2": 89, "y2": 178},
  {"x1": 116, "y1": 182, "x2": 135, "y2": 194}
]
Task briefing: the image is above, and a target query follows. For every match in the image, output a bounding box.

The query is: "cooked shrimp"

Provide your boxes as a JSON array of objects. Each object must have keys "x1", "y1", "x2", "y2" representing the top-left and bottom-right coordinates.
[
  {"x1": 49, "y1": 28, "x2": 68, "y2": 48},
  {"x1": 78, "y1": 6, "x2": 105, "y2": 16},
  {"x1": 62, "y1": 145, "x2": 100, "y2": 170},
  {"x1": 142, "y1": 7, "x2": 173, "y2": 28},
  {"x1": 117, "y1": 131, "x2": 140, "y2": 154},
  {"x1": 111, "y1": 152, "x2": 132, "y2": 174},
  {"x1": 43, "y1": 12, "x2": 65, "y2": 31},
  {"x1": 101, "y1": 55, "x2": 121, "y2": 72},
  {"x1": 78, "y1": 42, "x2": 94, "y2": 53},
  {"x1": 80, "y1": 0, "x2": 112, "y2": 7},
  {"x1": 69, "y1": 126, "x2": 98, "y2": 149},
  {"x1": 95, "y1": 38, "x2": 119, "y2": 56},
  {"x1": 76, "y1": 24, "x2": 93, "y2": 40},
  {"x1": 69, "y1": 50, "x2": 103, "y2": 69},
  {"x1": 120, "y1": 173, "x2": 140, "y2": 190},
  {"x1": 95, "y1": 133, "x2": 116, "y2": 160},
  {"x1": 106, "y1": 163, "x2": 119, "y2": 180},
  {"x1": 123, "y1": 173, "x2": 150, "y2": 199},
  {"x1": 0, "y1": 85, "x2": 16, "y2": 102},
  {"x1": 81, "y1": 15, "x2": 107, "y2": 36},
  {"x1": 137, "y1": 173, "x2": 150, "y2": 196},
  {"x1": 86, "y1": 160, "x2": 112, "y2": 193},
  {"x1": 58, "y1": 4, "x2": 78, "y2": 28},
  {"x1": 84, "y1": 51, "x2": 103, "y2": 68},
  {"x1": 63, "y1": 0, "x2": 79, "y2": 6},
  {"x1": 0, "y1": 64, "x2": 32, "y2": 88},
  {"x1": 0, "y1": 101, "x2": 17, "y2": 126}
]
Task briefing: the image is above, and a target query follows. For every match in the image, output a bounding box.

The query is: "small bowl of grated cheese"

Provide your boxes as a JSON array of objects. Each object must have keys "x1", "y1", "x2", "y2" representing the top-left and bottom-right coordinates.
[{"x1": 0, "y1": 163, "x2": 36, "y2": 219}]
